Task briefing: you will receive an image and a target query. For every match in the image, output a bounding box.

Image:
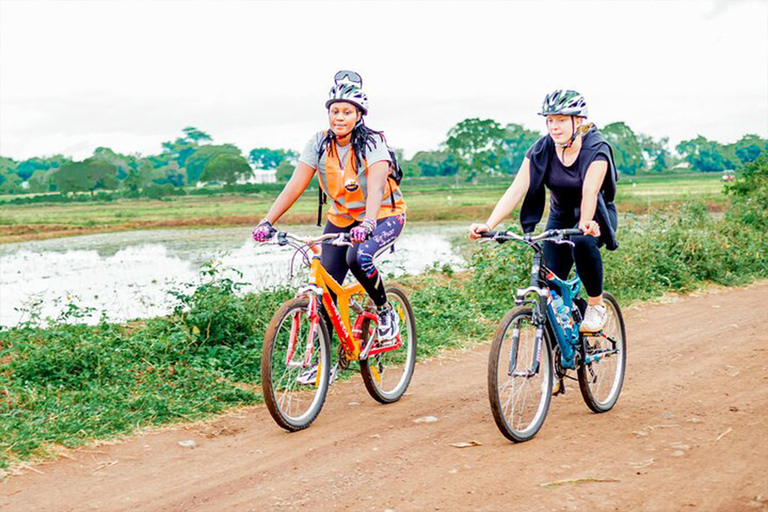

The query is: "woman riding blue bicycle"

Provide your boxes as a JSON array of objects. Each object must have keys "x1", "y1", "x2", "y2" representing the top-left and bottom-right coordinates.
[
  {"x1": 253, "y1": 70, "x2": 406, "y2": 341},
  {"x1": 470, "y1": 89, "x2": 619, "y2": 333}
]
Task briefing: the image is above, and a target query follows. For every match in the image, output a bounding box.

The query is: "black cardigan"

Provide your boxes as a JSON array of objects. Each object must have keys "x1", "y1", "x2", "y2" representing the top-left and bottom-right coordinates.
[{"x1": 520, "y1": 127, "x2": 619, "y2": 251}]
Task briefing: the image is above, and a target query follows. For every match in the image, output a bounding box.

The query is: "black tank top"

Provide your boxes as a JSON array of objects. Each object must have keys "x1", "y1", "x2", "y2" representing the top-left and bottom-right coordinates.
[{"x1": 545, "y1": 153, "x2": 608, "y2": 214}]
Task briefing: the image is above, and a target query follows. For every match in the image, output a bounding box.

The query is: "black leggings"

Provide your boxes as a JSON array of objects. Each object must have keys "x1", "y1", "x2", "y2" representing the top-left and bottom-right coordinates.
[
  {"x1": 543, "y1": 213, "x2": 604, "y2": 298},
  {"x1": 321, "y1": 213, "x2": 406, "y2": 307}
]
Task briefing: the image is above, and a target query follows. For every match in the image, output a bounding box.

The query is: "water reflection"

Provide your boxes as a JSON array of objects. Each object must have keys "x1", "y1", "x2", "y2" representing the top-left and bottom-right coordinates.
[{"x1": 0, "y1": 224, "x2": 466, "y2": 326}]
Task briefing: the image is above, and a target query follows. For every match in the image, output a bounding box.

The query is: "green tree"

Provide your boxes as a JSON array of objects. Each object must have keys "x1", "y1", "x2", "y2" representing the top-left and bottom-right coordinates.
[
  {"x1": 602, "y1": 122, "x2": 644, "y2": 175},
  {"x1": 52, "y1": 158, "x2": 119, "y2": 194},
  {"x1": 201, "y1": 153, "x2": 252, "y2": 185},
  {"x1": 405, "y1": 150, "x2": 459, "y2": 177},
  {"x1": 92, "y1": 147, "x2": 145, "y2": 181},
  {"x1": 159, "y1": 127, "x2": 212, "y2": 171},
  {"x1": 248, "y1": 148, "x2": 299, "y2": 170},
  {"x1": 0, "y1": 156, "x2": 21, "y2": 193},
  {"x1": 638, "y1": 134, "x2": 671, "y2": 172},
  {"x1": 732, "y1": 134, "x2": 768, "y2": 166},
  {"x1": 123, "y1": 159, "x2": 154, "y2": 192},
  {"x1": 186, "y1": 144, "x2": 241, "y2": 184},
  {"x1": 444, "y1": 118, "x2": 506, "y2": 182},
  {"x1": 15, "y1": 155, "x2": 70, "y2": 181},
  {"x1": 149, "y1": 161, "x2": 187, "y2": 187},
  {"x1": 182, "y1": 126, "x2": 212, "y2": 145},
  {"x1": 27, "y1": 167, "x2": 60, "y2": 193},
  {"x1": 726, "y1": 154, "x2": 768, "y2": 229},
  {"x1": 275, "y1": 160, "x2": 295, "y2": 182},
  {"x1": 676, "y1": 135, "x2": 737, "y2": 172},
  {"x1": 499, "y1": 123, "x2": 541, "y2": 174}
]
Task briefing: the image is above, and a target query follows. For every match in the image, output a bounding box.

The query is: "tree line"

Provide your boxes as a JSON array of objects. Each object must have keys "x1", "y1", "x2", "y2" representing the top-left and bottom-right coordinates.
[{"x1": 1, "y1": 122, "x2": 766, "y2": 195}]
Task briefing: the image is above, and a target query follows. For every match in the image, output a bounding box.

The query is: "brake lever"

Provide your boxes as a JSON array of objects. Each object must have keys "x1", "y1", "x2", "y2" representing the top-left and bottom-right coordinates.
[{"x1": 329, "y1": 234, "x2": 354, "y2": 247}]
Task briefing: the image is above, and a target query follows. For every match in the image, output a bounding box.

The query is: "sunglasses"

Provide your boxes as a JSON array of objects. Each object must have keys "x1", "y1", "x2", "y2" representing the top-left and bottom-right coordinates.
[{"x1": 334, "y1": 70, "x2": 363, "y2": 87}]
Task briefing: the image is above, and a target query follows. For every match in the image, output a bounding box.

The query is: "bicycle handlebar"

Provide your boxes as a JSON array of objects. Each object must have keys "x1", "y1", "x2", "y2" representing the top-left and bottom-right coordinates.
[
  {"x1": 273, "y1": 231, "x2": 352, "y2": 247},
  {"x1": 479, "y1": 228, "x2": 584, "y2": 244}
]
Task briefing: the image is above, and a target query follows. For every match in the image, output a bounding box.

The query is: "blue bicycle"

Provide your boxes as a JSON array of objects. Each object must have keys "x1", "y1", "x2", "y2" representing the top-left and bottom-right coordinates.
[{"x1": 481, "y1": 229, "x2": 627, "y2": 443}]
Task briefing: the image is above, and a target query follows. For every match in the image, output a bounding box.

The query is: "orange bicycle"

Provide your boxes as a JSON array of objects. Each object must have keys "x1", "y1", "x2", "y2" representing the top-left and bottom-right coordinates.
[{"x1": 260, "y1": 230, "x2": 417, "y2": 431}]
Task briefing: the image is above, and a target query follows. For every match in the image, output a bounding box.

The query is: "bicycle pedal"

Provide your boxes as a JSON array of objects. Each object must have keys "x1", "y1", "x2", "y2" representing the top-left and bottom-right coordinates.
[{"x1": 379, "y1": 337, "x2": 400, "y2": 348}]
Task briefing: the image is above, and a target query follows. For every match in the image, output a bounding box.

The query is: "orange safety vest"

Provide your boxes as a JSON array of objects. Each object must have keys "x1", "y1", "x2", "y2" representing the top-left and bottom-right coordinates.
[{"x1": 317, "y1": 139, "x2": 406, "y2": 228}]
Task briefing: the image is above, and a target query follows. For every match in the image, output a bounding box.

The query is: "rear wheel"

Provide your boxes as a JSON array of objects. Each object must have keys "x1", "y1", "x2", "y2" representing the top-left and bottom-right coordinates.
[
  {"x1": 577, "y1": 292, "x2": 627, "y2": 413},
  {"x1": 360, "y1": 284, "x2": 417, "y2": 404},
  {"x1": 488, "y1": 306, "x2": 553, "y2": 443},
  {"x1": 261, "y1": 297, "x2": 331, "y2": 431}
]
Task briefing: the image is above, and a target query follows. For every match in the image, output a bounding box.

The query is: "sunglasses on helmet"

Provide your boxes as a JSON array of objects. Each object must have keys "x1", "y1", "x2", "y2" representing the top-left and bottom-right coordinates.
[{"x1": 334, "y1": 70, "x2": 363, "y2": 87}]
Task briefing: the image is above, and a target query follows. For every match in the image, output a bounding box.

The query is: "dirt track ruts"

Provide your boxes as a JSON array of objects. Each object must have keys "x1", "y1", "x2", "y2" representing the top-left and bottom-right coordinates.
[{"x1": 2, "y1": 283, "x2": 767, "y2": 512}]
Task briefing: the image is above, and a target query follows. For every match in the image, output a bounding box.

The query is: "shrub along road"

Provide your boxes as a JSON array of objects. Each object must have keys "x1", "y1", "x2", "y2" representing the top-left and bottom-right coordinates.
[{"x1": 1, "y1": 282, "x2": 767, "y2": 512}]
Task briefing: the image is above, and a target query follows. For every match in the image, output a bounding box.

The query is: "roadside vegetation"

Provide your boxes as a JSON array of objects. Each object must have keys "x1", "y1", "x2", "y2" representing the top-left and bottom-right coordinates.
[{"x1": 1, "y1": 156, "x2": 766, "y2": 472}]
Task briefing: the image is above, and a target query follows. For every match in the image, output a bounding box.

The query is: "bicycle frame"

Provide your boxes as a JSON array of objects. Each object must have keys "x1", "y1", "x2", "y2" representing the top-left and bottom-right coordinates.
[
  {"x1": 283, "y1": 239, "x2": 402, "y2": 370},
  {"x1": 513, "y1": 250, "x2": 619, "y2": 373},
  {"x1": 494, "y1": 229, "x2": 613, "y2": 373}
]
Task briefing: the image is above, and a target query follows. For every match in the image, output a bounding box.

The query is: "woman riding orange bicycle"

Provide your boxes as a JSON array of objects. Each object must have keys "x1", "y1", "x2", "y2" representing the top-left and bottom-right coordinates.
[{"x1": 253, "y1": 70, "x2": 406, "y2": 341}]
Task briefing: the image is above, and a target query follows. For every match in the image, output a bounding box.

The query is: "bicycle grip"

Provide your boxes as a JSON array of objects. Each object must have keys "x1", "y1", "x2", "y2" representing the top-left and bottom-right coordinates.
[{"x1": 561, "y1": 228, "x2": 584, "y2": 237}]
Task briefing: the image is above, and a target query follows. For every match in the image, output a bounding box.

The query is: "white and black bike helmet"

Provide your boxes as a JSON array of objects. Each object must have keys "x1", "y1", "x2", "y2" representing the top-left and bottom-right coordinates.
[
  {"x1": 539, "y1": 89, "x2": 588, "y2": 118},
  {"x1": 326, "y1": 70, "x2": 369, "y2": 115}
]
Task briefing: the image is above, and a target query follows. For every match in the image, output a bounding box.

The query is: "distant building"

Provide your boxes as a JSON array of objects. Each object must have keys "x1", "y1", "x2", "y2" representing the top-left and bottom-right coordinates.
[
  {"x1": 670, "y1": 161, "x2": 691, "y2": 172},
  {"x1": 238, "y1": 167, "x2": 276, "y2": 185}
]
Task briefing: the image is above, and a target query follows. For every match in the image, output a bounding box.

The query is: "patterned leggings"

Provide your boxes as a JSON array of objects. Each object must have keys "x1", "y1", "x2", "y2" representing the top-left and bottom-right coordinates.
[{"x1": 321, "y1": 213, "x2": 406, "y2": 307}]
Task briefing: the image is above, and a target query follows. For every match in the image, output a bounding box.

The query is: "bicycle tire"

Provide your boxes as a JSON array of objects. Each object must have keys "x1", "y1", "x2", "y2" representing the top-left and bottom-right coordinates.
[
  {"x1": 577, "y1": 292, "x2": 627, "y2": 413},
  {"x1": 360, "y1": 283, "x2": 417, "y2": 404},
  {"x1": 261, "y1": 297, "x2": 331, "y2": 431},
  {"x1": 488, "y1": 306, "x2": 554, "y2": 443}
]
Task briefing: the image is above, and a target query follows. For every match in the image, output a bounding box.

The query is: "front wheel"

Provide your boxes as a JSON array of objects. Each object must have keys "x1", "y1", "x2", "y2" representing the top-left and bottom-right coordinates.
[
  {"x1": 488, "y1": 306, "x2": 554, "y2": 443},
  {"x1": 360, "y1": 283, "x2": 417, "y2": 404},
  {"x1": 577, "y1": 291, "x2": 627, "y2": 413},
  {"x1": 261, "y1": 297, "x2": 331, "y2": 431}
]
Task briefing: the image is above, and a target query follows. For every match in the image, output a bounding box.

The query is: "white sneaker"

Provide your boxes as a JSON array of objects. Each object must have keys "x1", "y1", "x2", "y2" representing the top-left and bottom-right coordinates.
[
  {"x1": 579, "y1": 304, "x2": 607, "y2": 333},
  {"x1": 296, "y1": 362, "x2": 338, "y2": 385},
  {"x1": 377, "y1": 306, "x2": 400, "y2": 342}
]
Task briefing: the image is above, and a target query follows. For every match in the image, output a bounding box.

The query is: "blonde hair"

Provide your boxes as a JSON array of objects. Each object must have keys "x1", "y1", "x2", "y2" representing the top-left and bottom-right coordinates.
[{"x1": 577, "y1": 121, "x2": 595, "y2": 137}]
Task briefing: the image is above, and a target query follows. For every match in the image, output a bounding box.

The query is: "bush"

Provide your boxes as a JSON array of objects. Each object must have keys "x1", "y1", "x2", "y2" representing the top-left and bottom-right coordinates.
[
  {"x1": 142, "y1": 183, "x2": 186, "y2": 199},
  {"x1": 467, "y1": 201, "x2": 768, "y2": 306},
  {"x1": 726, "y1": 154, "x2": 768, "y2": 229}
]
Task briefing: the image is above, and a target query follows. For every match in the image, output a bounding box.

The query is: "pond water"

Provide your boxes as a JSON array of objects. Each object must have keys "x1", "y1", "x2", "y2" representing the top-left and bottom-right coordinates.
[{"x1": 0, "y1": 223, "x2": 468, "y2": 326}]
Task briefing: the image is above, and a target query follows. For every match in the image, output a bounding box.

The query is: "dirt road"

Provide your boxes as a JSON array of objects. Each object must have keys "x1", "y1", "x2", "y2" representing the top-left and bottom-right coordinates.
[{"x1": 2, "y1": 283, "x2": 767, "y2": 512}]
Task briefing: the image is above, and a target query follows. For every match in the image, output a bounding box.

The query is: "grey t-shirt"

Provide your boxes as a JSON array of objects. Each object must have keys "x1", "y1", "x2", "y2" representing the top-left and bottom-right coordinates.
[{"x1": 299, "y1": 131, "x2": 391, "y2": 171}]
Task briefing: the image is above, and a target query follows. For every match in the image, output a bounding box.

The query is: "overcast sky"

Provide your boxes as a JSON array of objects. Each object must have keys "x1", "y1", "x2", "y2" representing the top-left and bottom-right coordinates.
[{"x1": 1, "y1": 0, "x2": 766, "y2": 161}]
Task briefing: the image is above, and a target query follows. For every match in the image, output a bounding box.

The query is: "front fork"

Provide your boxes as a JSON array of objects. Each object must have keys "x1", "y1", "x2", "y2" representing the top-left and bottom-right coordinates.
[
  {"x1": 508, "y1": 285, "x2": 549, "y2": 377},
  {"x1": 285, "y1": 290, "x2": 323, "y2": 368}
]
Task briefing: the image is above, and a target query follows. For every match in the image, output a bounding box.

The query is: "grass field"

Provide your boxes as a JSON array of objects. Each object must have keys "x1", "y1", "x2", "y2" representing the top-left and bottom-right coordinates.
[{"x1": 0, "y1": 173, "x2": 727, "y2": 243}]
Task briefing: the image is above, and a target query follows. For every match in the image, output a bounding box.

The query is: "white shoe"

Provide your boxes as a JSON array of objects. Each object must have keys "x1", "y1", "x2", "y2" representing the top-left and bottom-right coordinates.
[
  {"x1": 377, "y1": 306, "x2": 400, "y2": 341},
  {"x1": 579, "y1": 305, "x2": 607, "y2": 333},
  {"x1": 296, "y1": 362, "x2": 338, "y2": 385}
]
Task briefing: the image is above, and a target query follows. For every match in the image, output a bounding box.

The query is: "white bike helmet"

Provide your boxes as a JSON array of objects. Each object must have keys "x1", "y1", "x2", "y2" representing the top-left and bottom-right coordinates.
[
  {"x1": 539, "y1": 89, "x2": 588, "y2": 118},
  {"x1": 326, "y1": 70, "x2": 369, "y2": 115}
]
